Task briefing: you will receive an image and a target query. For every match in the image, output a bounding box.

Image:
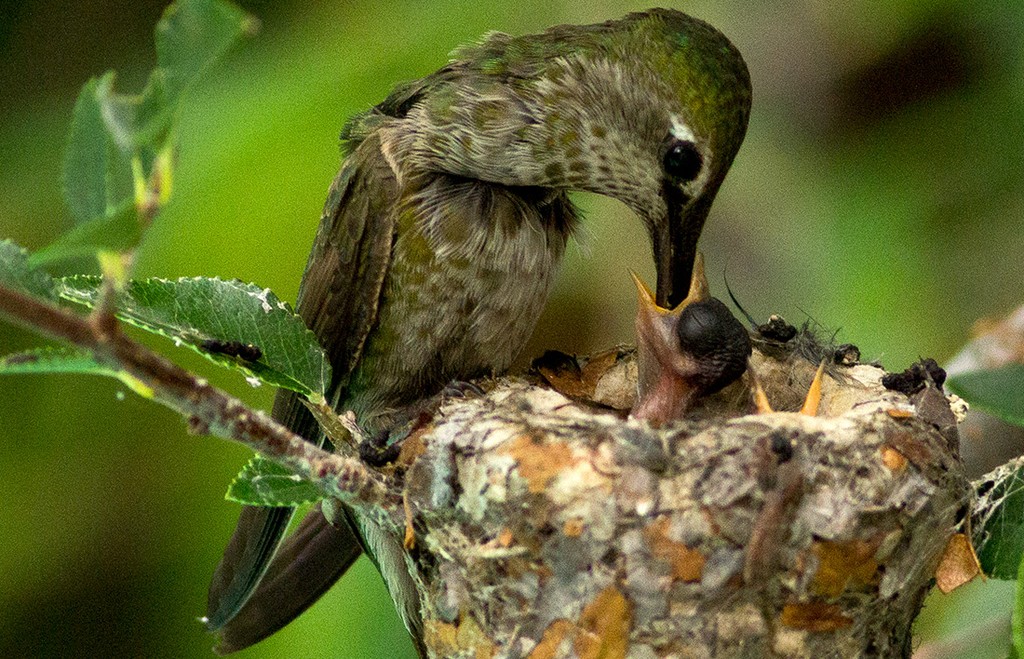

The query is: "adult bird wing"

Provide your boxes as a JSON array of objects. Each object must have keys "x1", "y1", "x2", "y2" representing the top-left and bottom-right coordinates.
[{"x1": 206, "y1": 132, "x2": 400, "y2": 651}]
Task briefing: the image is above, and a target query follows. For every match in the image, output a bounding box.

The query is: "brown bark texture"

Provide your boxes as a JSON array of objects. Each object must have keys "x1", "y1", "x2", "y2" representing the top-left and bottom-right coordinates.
[{"x1": 358, "y1": 338, "x2": 971, "y2": 659}]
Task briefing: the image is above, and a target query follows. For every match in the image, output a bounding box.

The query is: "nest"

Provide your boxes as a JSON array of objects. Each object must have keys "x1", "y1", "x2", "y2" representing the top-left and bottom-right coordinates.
[{"x1": 358, "y1": 333, "x2": 971, "y2": 658}]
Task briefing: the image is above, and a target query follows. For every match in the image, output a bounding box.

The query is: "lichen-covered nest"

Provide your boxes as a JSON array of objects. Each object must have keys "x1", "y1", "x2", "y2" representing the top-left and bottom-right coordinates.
[{"x1": 365, "y1": 337, "x2": 971, "y2": 658}]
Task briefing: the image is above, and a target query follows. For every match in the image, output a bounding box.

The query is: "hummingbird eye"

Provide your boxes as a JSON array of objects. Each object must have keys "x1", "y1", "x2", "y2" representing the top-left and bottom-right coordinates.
[{"x1": 663, "y1": 141, "x2": 703, "y2": 184}]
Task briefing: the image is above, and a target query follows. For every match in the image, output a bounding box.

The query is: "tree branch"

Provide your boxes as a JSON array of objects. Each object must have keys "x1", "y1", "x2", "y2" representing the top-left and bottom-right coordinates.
[{"x1": 0, "y1": 283, "x2": 389, "y2": 511}]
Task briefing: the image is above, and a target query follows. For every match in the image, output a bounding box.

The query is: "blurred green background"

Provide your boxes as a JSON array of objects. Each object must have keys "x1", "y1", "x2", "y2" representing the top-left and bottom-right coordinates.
[{"x1": 1, "y1": 1, "x2": 1022, "y2": 657}]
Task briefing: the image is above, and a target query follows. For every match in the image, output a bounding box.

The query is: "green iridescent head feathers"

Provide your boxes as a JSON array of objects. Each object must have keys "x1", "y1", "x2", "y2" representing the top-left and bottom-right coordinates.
[{"x1": 345, "y1": 9, "x2": 750, "y2": 197}]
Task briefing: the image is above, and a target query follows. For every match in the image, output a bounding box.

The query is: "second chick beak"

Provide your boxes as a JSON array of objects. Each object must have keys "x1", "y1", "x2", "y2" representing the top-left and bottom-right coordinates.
[{"x1": 630, "y1": 254, "x2": 752, "y2": 426}]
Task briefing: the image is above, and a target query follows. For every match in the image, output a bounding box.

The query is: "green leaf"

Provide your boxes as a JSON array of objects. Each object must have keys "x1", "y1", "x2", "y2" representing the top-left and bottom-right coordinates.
[
  {"x1": 98, "y1": 71, "x2": 175, "y2": 155},
  {"x1": 0, "y1": 240, "x2": 56, "y2": 299},
  {"x1": 29, "y1": 202, "x2": 142, "y2": 267},
  {"x1": 0, "y1": 346, "x2": 156, "y2": 399},
  {"x1": 55, "y1": 0, "x2": 254, "y2": 259},
  {"x1": 156, "y1": 0, "x2": 257, "y2": 104},
  {"x1": 62, "y1": 76, "x2": 113, "y2": 223},
  {"x1": 59, "y1": 72, "x2": 152, "y2": 261},
  {"x1": 96, "y1": 0, "x2": 255, "y2": 154},
  {"x1": 0, "y1": 347, "x2": 115, "y2": 377},
  {"x1": 226, "y1": 456, "x2": 322, "y2": 507},
  {"x1": 975, "y1": 457, "x2": 1024, "y2": 579},
  {"x1": 56, "y1": 275, "x2": 330, "y2": 397},
  {"x1": 949, "y1": 365, "x2": 1024, "y2": 428},
  {"x1": 62, "y1": 71, "x2": 157, "y2": 227}
]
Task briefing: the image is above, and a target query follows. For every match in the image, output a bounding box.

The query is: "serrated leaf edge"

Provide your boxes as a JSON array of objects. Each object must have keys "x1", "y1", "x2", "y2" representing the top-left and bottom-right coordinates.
[
  {"x1": 54, "y1": 275, "x2": 330, "y2": 396},
  {"x1": 225, "y1": 455, "x2": 323, "y2": 507}
]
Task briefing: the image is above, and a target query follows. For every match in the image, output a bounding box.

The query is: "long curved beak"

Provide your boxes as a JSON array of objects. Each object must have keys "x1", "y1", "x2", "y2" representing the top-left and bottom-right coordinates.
[{"x1": 654, "y1": 187, "x2": 714, "y2": 308}]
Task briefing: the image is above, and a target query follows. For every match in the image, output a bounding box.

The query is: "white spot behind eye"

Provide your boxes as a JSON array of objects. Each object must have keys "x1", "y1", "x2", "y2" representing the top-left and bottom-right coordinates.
[{"x1": 669, "y1": 115, "x2": 696, "y2": 143}]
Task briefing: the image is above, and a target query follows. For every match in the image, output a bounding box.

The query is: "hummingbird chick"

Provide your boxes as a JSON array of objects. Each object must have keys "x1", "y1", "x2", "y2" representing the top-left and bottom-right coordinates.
[
  {"x1": 631, "y1": 255, "x2": 752, "y2": 426},
  {"x1": 207, "y1": 8, "x2": 752, "y2": 654}
]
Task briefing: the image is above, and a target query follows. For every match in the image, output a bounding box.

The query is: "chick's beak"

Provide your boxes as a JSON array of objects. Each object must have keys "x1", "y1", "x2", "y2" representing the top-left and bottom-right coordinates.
[
  {"x1": 631, "y1": 254, "x2": 751, "y2": 426},
  {"x1": 632, "y1": 254, "x2": 710, "y2": 425}
]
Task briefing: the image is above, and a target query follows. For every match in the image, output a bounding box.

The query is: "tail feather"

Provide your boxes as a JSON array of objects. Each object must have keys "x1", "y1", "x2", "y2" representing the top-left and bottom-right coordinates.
[
  {"x1": 213, "y1": 508, "x2": 363, "y2": 654},
  {"x1": 205, "y1": 505, "x2": 295, "y2": 631},
  {"x1": 206, "y1": 389, "x2": 364, "y2": 648}
]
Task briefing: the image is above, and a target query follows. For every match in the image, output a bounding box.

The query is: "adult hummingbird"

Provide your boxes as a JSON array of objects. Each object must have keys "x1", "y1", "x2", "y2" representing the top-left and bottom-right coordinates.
[{"x1": 205, "y1": 8, "x2": 751, "y2": 653}]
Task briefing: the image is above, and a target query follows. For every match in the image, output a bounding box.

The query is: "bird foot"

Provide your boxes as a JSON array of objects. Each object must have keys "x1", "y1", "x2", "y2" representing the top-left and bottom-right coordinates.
[
  {"x1": 359, "y1": 380, "x2": 485, "y2": 467},
  {"x1": 441, "y1": 379, "x2": 487, "y2": 399}
]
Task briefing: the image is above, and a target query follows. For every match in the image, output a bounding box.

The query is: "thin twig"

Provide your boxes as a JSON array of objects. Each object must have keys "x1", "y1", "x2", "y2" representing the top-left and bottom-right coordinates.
[
  {"x1": 91, "y1": 251, "x2": 131, "y2": 340},
  {"x1": 0, "y1": 283, "x2": 389, "y2": 510}
]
